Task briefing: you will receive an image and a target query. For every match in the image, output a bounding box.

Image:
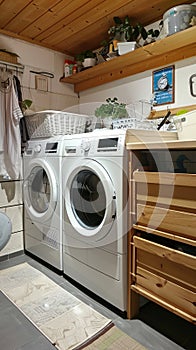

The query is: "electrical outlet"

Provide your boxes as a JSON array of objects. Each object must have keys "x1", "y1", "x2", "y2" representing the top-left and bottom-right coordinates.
[{"x1": 35, "y1": 75, "x2": 48, "y2": 91}]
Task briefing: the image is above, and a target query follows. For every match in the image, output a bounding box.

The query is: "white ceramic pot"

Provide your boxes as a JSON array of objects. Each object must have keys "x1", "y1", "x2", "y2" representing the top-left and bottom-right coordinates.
[
  {"x1": 117, "y1": 42, "x2": 136, "y2": 55},
  {"x1": 82, "y1": 58, "x2": 96, "y2": 67}
]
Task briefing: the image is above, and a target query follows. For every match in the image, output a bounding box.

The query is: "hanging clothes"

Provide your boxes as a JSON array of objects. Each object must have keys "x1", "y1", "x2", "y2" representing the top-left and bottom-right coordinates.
[
  {"x1": 0, "y1": 75, "x2": 23, "y2": 179},
  {"x1": 13, "y1": 75, "x2": 30, "y2": 152}
]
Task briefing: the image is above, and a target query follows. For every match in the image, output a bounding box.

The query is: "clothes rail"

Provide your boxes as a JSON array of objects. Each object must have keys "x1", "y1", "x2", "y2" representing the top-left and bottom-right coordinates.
[{"x1": 0, "y1": 60, "x2": 24, "y2": 74}]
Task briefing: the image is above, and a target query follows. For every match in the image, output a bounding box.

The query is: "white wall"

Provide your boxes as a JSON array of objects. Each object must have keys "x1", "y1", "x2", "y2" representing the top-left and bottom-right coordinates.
[
  {"x1": 0, "y1": 34, "x2": 78, "y2": 259},
  {"x1": 79, "y1": 57, "x2": 196, "y2": 112},
  {"x1": 0, "y1": 34, "x2": 78, "y2": 111}
]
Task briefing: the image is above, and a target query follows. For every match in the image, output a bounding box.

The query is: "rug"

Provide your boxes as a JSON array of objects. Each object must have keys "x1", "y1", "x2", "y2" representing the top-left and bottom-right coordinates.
[
  {"x1": 74, "y1": 323, "x2": 147, "y2": 350},
  {"x1": 0, "y1": 262, "x2": 147, "y2": 350},
  {"x1": 0, "y1": 263, "x2": 112, "y2": 350}
]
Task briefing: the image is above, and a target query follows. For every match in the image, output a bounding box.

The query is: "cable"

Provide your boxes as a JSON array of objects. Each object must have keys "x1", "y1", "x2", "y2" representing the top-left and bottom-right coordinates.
[{"x1": 30, "y1": 70, "x2": 54, "y2": 78}]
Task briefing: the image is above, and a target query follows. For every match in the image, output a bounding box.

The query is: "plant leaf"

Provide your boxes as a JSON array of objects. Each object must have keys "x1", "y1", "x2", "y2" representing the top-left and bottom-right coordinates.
[
  {"x1": 124, "y1": 16, "x2": 130, "y2": 25},
  {"x1": 113, "y1": 16, "x2": 122, "y2": 25},
  {"x1": 141, "y1": 27, "x2": 148, "y2": 40}
]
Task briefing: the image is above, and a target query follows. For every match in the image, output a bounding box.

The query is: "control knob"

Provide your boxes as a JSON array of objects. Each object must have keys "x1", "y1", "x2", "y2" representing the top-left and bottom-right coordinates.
[
  {"x1": 34, "y1": 144, "x2": 42, "y2": 153},
  {"x1": 81, "y1": 140, "x2": 91, "y2": 152}
]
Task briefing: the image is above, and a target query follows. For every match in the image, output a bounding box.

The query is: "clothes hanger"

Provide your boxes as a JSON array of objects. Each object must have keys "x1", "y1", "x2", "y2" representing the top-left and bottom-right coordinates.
[{"x1": 0, "y1": 67, "x2": 13, "y2": 90}]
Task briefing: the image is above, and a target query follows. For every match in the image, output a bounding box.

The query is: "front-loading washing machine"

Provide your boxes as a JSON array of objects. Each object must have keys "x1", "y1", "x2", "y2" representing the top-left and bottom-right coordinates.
[
  {"x1": 62, "y1": 129, "x2": 128, "y2": 315},
  {"x1": 23, "y1": 136, "x2": 64, "y2": 271}
]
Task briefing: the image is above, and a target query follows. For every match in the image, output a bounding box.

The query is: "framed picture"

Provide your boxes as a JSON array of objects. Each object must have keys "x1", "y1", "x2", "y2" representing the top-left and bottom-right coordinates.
[{"x1": 152, "y1": 65, "x2": 175, "y2": 106}]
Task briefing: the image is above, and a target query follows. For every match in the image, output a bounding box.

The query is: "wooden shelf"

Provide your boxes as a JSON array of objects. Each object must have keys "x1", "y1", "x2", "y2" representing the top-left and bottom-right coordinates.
[{"x1": 60, "y1": 26, "x2": 196, "y2": 93}]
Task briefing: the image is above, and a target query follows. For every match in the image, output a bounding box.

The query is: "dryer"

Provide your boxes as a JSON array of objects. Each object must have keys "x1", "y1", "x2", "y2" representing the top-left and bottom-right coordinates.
[
  {"x1": 23, "y1": 136, "x2": 64, "y2": 271},
  {"x1": 62, "y1": 129, "x2": 128, "y2": 314}
]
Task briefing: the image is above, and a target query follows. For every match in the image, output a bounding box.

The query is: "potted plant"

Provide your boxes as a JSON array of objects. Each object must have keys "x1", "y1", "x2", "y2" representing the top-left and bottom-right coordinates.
[
  {"x1": 83, "y1": 50, "x2": 96, "y2": 67},
  {"x1": 108, "y1": 16, "x2": 162, "y2": 54},
  {"x1": 108, "y1": 16, "x2": 147, "y2": 43},
  {"x1": 94, "y1": 97, "x2": 128, "y2": 128},
  {"x1": 75, "y1": 50, "x2": 96, "y2": 68}
]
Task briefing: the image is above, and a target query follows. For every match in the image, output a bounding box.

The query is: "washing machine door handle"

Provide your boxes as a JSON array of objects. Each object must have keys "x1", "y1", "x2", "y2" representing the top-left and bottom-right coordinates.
[{"x1": 111, "y1": 193, "x2": 117, "y2": 219}]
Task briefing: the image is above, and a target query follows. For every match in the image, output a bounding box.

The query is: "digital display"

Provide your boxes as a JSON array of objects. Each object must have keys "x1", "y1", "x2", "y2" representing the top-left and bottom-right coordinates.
[
  {"x1": 46, "y1": 142, "x2": 58, "y2": 151},
  {"x1": 98, "y1": 138, "x2": 118, "y2": 149}
]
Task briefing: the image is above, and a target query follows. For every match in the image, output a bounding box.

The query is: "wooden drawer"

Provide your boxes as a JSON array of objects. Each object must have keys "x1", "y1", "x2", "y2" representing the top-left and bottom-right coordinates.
[
  {"x1": 133, "y1": 171, "x2": 196, "y2": 240},
  {"x1": 132, "y1": 235, "x2": 196, "y2": 323},
  {"x1": 136, "y1": 203, "x2": 196, "y2": 240},
  {"x1": 133, "y1": 171, "x2": 196, "y2": 211}
]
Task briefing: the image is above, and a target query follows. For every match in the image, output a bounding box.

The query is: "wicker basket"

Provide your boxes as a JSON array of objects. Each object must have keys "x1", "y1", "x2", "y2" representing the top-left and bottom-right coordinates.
[
  {"x1": 0, "y1": 51, "x2": 18, "y2": 64},
  {"x1": 25, "y1": 110, "x2": 90, "y2": 138}
]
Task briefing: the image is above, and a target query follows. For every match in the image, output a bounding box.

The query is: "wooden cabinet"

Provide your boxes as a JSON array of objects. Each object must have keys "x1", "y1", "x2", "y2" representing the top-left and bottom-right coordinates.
[
  {"x1": 127, "y1": 149, "x2": 196, "y2": 324},
  {"x1": 60, "y1": 26, "x2": 196, "y2": 92}
]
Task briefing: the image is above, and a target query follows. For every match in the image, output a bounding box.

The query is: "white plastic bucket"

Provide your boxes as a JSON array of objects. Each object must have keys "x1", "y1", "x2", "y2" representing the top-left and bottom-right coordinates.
[{"x1": 163, "y1": 4, "x2": 196, "y2": 36}]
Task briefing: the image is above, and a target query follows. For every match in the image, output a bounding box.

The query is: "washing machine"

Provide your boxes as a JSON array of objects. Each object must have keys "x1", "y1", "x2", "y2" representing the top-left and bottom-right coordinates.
[
  {"x1": 62, "y1": 129, "x2": 128, "y2": 314},
  {"x1": 23, "y1": 136, "x2": 64, "y2": 271}
]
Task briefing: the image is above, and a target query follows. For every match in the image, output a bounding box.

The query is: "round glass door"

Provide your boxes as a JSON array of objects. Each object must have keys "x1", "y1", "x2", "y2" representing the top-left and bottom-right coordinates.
[
  {"x1": 71, "y1": 169, "x2": 106, "y2": 229},
  {"x1": 24, "y1": 159, "x2": 58, "y2": 222},
  {"x1": 64, "y1": 159, "x2": 116, "y2": 240},
  {"x1": 28, "y1": 166, "x2": 50, "y2": 213}
]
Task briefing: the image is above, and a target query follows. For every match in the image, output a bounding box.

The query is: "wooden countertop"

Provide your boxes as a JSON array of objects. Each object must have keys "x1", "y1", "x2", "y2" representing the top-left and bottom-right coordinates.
[{"x1": 126, "y1": 130, "x2": 196, "y2": 150}]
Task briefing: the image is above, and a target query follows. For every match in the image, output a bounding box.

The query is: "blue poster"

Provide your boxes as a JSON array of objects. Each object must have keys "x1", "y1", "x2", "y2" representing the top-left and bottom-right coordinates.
[{"x1": 153, "y1": 66, "x2": 174, "y2": 105}]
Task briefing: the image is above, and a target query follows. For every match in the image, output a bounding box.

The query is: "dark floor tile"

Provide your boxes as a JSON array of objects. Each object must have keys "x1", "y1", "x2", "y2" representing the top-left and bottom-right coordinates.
[
  {"x1": 17, "y1": 335, "x2": 56, "y2": 350},
  {"x1": 0, "y1": 254, "x2": 9, "y2": 262},
  {"x1": 115, "y1": 317, "x2": 184, "y2": 350},
  {"x1": 0, "y1": 254, "x2": 31, "y2": 270},
  {"x1": 138, "y1": 302, "x2": 195, "y2": 350},
  {"x1": 0, "y1": 292, "x2": 55, "y2": 350}
]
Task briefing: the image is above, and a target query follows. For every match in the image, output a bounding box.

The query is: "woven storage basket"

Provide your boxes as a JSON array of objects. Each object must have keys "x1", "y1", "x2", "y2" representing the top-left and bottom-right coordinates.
[
  {"x1": 0, "y1": 51, "x2": 18, "y2": 64},
  {"x1": 25, "y1": 110, "x2": 89, "y2": 138}
]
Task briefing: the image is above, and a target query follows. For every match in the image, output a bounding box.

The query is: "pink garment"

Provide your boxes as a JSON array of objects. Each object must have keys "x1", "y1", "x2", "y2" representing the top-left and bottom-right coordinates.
[{"x1": 0, "y1": 78, "x2": 23, "y2": 179}]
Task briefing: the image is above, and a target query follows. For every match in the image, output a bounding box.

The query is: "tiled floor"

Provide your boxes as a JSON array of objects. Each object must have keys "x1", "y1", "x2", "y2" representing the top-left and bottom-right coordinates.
[{"x1": 0, "y1": 254, "x2": 195, "y2": 350}]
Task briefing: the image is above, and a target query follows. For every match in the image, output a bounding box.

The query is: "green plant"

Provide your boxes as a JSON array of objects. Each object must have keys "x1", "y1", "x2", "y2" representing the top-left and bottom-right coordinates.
[
  {"x1": 75, "y1": 50, "x2": 96, "y2": 62},
  {"x1": 108, "y1": 16, "x2": 148, "y2": 43},
  {"x1": 21, "y1": 99, "x2": 32, "y2": 111},
  {"x1": 108, "y1": 16, "x2": 162, "y2": 44},
  {"x1": 75, "y1": 52, "x2": 85, "y2": 62},
  {"x1": 94, "y1": 97, "x2": 128, "y2": 119},
  {"x1": 84, "y1": 50, "x2": 96, "y2": 59}
]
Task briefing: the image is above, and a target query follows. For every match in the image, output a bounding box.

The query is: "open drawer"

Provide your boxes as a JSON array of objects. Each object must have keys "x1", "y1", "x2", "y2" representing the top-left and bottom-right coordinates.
[{"x1": 132, "y1": 235, "x2": 196, "y2": 323}]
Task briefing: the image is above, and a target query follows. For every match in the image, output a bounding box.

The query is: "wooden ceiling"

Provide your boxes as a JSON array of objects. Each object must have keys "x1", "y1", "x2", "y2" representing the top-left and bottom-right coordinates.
[{"x1": 0, "y1": 0, "x2": 194, "y2": 57}]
